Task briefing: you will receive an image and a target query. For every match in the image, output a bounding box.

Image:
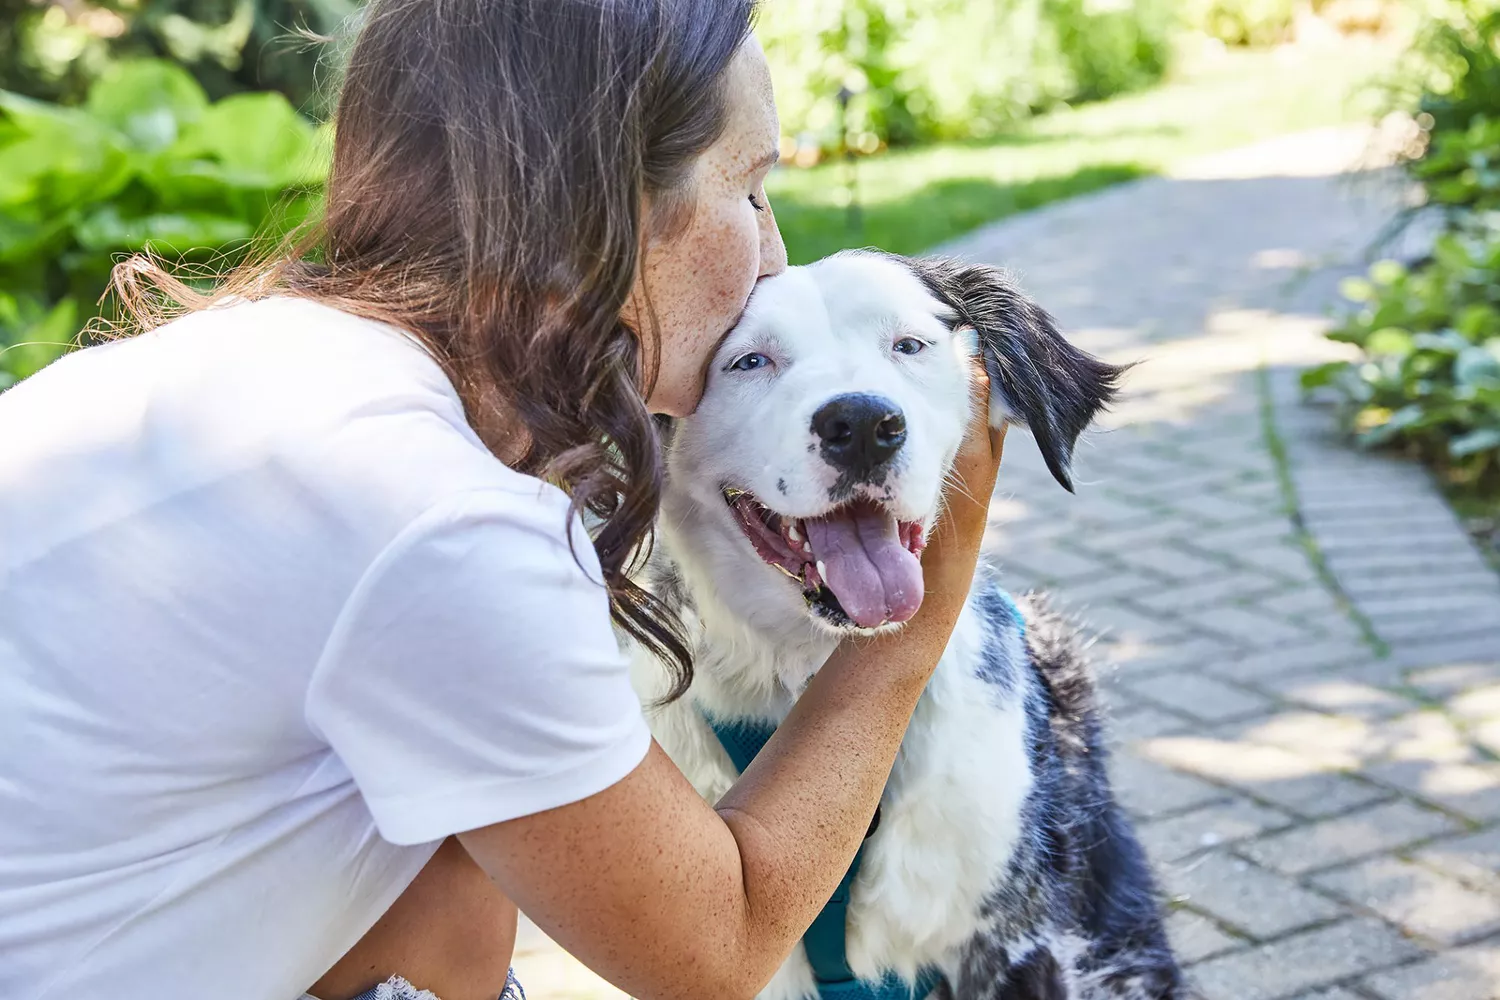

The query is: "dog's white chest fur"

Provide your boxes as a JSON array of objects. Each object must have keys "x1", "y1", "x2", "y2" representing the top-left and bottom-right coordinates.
[{"x1": 631, "y1": 594, "x2": 1035, "y2": 1000}]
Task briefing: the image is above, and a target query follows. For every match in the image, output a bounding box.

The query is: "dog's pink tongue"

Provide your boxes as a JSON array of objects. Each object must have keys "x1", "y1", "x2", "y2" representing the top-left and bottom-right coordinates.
[{"x1": 804, "y1": 499, "x2": 924, "y2": 628}]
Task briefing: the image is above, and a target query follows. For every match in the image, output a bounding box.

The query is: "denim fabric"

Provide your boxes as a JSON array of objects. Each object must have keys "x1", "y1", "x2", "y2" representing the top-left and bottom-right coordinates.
[{"x1": 309, "y1": 968, "x2": 525, "y2": 1000}]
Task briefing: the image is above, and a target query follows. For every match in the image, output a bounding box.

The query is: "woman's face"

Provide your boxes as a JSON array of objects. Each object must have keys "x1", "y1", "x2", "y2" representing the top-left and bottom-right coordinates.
[{"x1": 632, "y1": 39, "x2": 788, "y2": 418}]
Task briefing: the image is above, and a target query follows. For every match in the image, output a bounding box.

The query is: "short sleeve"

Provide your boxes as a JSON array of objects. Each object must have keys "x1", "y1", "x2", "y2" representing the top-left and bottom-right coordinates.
[{"x1": 307, "y1": 486, "x2": 652, "y2": 846}]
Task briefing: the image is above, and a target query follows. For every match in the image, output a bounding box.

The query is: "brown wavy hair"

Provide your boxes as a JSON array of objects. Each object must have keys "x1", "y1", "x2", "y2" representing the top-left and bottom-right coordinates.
[{"x1": 107, "y1": 0, "x2": 760, "y2": 697}]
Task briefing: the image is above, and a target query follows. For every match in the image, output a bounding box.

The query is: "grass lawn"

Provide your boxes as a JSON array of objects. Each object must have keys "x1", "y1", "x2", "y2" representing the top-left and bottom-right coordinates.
[{"x1": 767, "y1": 39, "x2": 1401, "y2": 264}]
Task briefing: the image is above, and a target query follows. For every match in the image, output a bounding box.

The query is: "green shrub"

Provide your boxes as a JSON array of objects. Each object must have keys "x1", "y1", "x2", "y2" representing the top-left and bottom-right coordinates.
[
  {"x1": 1405, "y1": 0, "x2": 1500, "y2": 137},
  {"x1": 1414, "y1": 113, "x2": 1500, "y2": 222},
  {"x1": 1397, "y1": 0, "x2": 1500, "y2": 227},
  {"x1": 1180, "y1": 0, "x2": 1297, "y2": 47},
  {"x1": 1304, "y1": 0, "x2": 1500, "y2": 491},
  {"x1": 1046, "y1": 0, "x2": 1176, "y2": 101},
  {"x1": 1, "y1": 0, "x2": 356, "y2": 113},
  {"x1": 0, "y1": 59, "x2": 326, "y2": 388},
  {"x1": 1303, "y1": 229, "x2": 1500, "y2": 490},
  {"x1": 758, "y1": 0, "x2": 1175, "y2": 152}
]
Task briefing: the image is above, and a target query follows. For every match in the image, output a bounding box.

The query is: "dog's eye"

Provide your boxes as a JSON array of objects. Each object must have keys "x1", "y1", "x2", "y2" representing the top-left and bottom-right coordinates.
[
  {"x1": 893, "y1": 337, "x2": 926, "y2": 356},
  {"x1": 727, "y1": 352, "x2": 771, "y2": 372}
]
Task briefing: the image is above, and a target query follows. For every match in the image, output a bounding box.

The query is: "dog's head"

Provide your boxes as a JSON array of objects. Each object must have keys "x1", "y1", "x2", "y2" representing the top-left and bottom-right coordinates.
[{"x1": 660, "y1": 250, "x2": 1124, "y2": 635}]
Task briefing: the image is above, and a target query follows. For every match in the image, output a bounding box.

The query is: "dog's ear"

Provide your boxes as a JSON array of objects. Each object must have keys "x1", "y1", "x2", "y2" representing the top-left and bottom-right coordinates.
[{"x1": 908, "y1": 255, "x2": 1127, "y2": 492}]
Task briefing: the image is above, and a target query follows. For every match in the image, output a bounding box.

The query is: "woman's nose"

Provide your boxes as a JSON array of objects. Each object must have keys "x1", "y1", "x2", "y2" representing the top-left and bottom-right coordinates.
[{"x1": 759, "y1": 205, "x2": 788, "y2": 279}]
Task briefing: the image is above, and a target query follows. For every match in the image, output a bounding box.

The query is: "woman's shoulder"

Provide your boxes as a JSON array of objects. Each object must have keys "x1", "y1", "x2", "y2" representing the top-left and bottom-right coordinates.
[
  {"x1": 14, "y1": 294, "x2": 459, "y2": 424},
  {"x1": 207, "y1": 297, "x2": 558, "y2": 515},
  {"x1": 2, "y1": 295, "x2": 560, "y2": 558},
  {"x1": 161, "y1": 295, "x2": 462, "y2": 410}
]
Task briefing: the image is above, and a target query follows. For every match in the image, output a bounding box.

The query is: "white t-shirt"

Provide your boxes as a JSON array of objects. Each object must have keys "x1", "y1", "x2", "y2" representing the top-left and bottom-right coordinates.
[{"x1": 0, "y1": 297, "x2": 652, "y2": 1000}]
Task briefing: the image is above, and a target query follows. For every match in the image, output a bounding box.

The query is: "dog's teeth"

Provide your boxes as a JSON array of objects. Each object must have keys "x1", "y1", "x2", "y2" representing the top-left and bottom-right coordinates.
[
  {"x1": 816, "y1": 560, "x2": 826, "y2": 580},
  {"x1": 786, "y1": 523, "x2": 801, "y2": 544}
]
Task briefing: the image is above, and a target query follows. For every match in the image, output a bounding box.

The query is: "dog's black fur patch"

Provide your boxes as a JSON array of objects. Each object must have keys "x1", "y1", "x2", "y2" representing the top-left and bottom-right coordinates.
[
  {"x1": 902, "y1": 256, "x2": 1129, "y2": 492},
  {"x1": 939, "y1": 589, "x2": 1181, "y2": 999}
]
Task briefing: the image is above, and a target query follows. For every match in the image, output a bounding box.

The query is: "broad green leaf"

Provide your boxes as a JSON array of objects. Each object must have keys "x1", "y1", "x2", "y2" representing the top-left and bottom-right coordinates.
[
  {"x1": 0, "y1": 297, "x2": 78, "y2": 382},
  {"x1": 0, "y1": 212, "x2": 77, "y2": 265},
  {"x1": 86, "y1": 61, "x2": 209, "y2": 153},
  {"x1": 1436, "y1": 233, "x2": 1480, "y2": 277},
  {"x1": 74, "y1": 205, "x2": 254, "y2": 254},
  {"x1": 1326, "y1": 324, "x2": 1371, "y2": 345},
  {"x1": 0, "y1": 94, "x2": 135, "y2": 217},
  {"x1": 1456, "y1": 302, "x2": 1500, "y2": 340},
  {"x1": 1300, "y1": 361, "x2": 1349, "y2": 390},
  {"x1": 0, "y1": 289, "x2": 21, "y2": 332},
  {"x1": 1339, "y1": 275, "x2": 1374, "y2": 303},
  {"x1": 1455, "y1": 344, "x2": 1500, "y2": 389},
  {"x1": 1356, "y1": 403, "x2": 1426, "y2": 447},
  {"x1": 1366, "y1": 327, "x2": 1415, "y2": 356},
  {"x1": 169, "y1": 92, "x2": 323, "y2": 190},
  {"x1": 1412, "y1": 329, "x2": 1470, "y2": 354},
  {"x1": 1368, "y1": 259, "x2": 1406, "y2": 286},
  {"x1": 1450, "y1": 426, "x2": 1500, "y2": 457},
  {"x1": 0, "y1": 90, "x2": 97, "y2": 133}
]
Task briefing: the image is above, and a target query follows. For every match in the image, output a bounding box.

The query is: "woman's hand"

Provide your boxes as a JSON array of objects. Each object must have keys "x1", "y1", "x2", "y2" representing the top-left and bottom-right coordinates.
[{"x1": 913, "y1": 360, "x2": 1007, "y2": 635}]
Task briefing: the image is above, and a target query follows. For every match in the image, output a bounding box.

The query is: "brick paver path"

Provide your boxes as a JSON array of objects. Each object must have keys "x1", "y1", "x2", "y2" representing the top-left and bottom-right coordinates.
[{"x1": 512, "y1": 126, "x2": 1500, "y2": 999}]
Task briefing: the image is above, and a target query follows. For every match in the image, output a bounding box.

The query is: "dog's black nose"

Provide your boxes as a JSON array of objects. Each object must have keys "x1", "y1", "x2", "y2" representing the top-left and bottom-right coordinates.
[{"x1": 811, "y1": 393, "x2": 906, "y2": 479}]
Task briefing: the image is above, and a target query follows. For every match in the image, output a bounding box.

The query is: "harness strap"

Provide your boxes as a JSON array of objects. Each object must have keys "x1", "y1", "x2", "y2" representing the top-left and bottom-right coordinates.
[
  {"x1": 816, "y1": 969, "x2": 945, "y2": 1000},
  {"x1": 706, "y1": 716, "x2": 942, "y2": 1000}
]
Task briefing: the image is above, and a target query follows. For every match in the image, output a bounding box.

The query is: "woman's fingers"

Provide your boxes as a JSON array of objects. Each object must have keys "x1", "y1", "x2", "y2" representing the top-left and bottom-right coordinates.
[
  {"x1": 949, "y1": 356, "x2": 1005, "y2": 517},
  {"x1": 915, "y1": 358, "x2": 1005, "y2": 616}
]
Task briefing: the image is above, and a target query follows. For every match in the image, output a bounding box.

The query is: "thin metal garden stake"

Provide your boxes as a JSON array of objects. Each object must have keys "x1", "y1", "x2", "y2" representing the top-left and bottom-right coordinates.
[{"x1": 837, "y1": 84, "x2": 862, "y2": 238}]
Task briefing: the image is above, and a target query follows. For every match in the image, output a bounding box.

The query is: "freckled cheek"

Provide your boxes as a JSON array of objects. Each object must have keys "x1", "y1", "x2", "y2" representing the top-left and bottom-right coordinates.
[{"x1": 692, "y1": 209, "x2": 761, "y2": 313}]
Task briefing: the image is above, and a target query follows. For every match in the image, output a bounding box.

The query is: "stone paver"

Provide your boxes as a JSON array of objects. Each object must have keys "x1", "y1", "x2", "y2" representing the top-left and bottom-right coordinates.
[
  {"x1": 1141, "y1": 798, "x2": 1294, "y2": 864},
  {"x1": 1251, "y1": 661, "x2": 1419, "y2": 720},
  {"x1": 1165, "y1": 909, "x2": 1243, "y2": 964},
  {"x1": 515, "y1": 124, "x2": 1500, "y2": 995},
  {"x1": 1363, "y1": 941, "x2": 1500, "y2": 1000},
  {"x1": 1110, "y1": 753, "x2": 1232, "y2": 820},
  {"x1": 1164, "y1": 852, "x2": 1344, "y2": 939},
  {"x1": 1411, "y1": 826, "x2": 1500, "y2": 895},
  {"x1": 1311, "y1": 857, "x2": 1500, "y2": 946},
  {"x1": 1126, "y1": 671, "x2": 1277, "y2": 723},
  {"x1": 1238, "y1": 799, "x2": 1461, "y2": 875},
  {"x1": 1189, "y1": 918, "x2": 1422, "y2": 1000},
  {"x1": 1365, "y1": 758, "x2": 1500, "y2": 823}
]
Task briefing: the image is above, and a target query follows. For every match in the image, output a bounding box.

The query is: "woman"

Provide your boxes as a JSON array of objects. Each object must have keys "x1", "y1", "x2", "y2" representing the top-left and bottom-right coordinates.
[{"x1": 0, "y1": 2, "x2": 1004, "y2": 999}]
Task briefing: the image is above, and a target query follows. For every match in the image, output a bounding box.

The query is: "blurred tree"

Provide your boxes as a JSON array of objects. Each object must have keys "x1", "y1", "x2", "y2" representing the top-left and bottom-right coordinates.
[
  {"x1": 0, "y1": 0, "x2": 356, "y2": 114},
  {"x1": 758, "y1": 0, "x2": 1175, "y2": 155}
]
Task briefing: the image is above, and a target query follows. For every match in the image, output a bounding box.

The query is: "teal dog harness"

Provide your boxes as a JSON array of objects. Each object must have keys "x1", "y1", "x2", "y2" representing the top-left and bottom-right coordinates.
[{"x1": 707, "y1": 717, "x2": 945, "y2": 1000}]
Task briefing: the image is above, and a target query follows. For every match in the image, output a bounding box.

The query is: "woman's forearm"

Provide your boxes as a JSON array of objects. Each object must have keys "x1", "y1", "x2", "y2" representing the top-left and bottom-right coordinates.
[
  {"x1": 712, "y1": 482, "x2": 988, "y2": 981},
  {"x1": 713, "y1": 601, "x2": 964, "y2": 977}
]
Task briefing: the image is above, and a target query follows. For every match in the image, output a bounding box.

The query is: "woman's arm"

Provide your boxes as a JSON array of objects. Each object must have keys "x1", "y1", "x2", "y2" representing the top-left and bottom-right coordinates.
[{"x1": 459, "y1": 395, "x2": 1006, "y2": 1000}]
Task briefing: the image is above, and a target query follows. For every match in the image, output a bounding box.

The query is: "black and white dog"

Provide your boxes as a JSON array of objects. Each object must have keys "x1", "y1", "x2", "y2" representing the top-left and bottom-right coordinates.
[{"x1": 629, "y1": 251, "x2": 1181, "y2": 1000}]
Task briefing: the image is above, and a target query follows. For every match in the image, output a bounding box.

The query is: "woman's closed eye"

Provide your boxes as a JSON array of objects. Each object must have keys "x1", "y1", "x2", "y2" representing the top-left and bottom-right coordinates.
[{"x1": 748, "y1": 193, "x2": 766, "y2": 213}]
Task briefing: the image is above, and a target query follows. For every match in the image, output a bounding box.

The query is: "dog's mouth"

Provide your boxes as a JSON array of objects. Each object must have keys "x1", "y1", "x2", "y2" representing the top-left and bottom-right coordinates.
[{"x1": 722, "y1": 487, "x2": 926, "y2": 629}]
